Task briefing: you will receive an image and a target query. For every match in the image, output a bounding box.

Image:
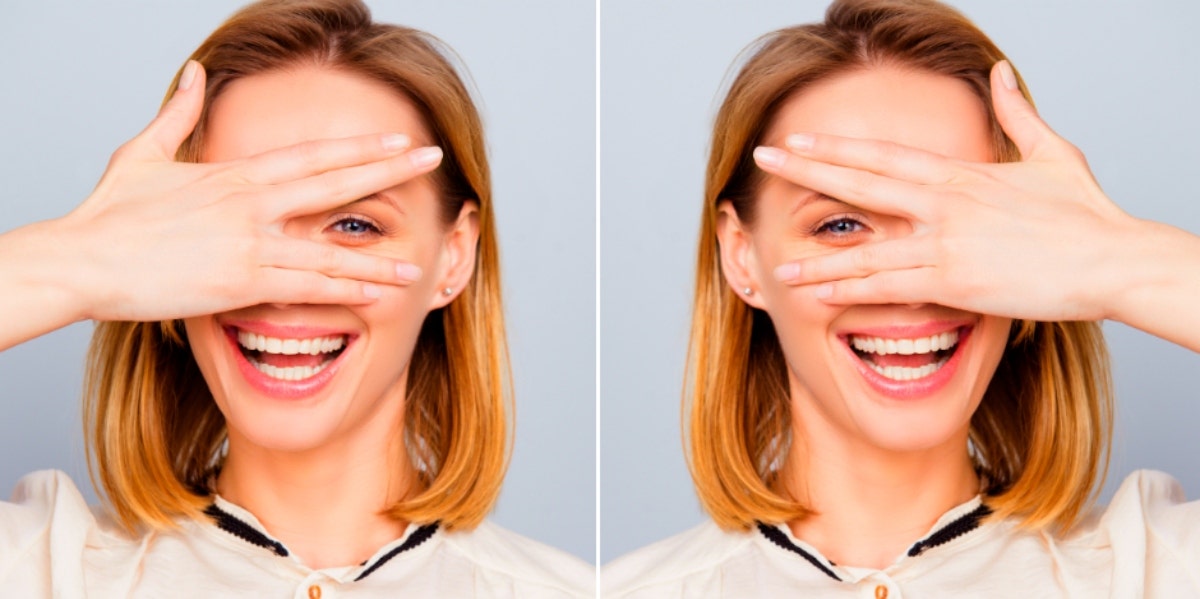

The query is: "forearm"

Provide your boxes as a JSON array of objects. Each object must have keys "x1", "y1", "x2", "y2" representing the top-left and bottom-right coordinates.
[
  {"x1": 1106, "y1": 218, "x2": 1200, "y2": 353},
  {"x1": 0, "y1": 219, "x2": 90, "y2": 352}
]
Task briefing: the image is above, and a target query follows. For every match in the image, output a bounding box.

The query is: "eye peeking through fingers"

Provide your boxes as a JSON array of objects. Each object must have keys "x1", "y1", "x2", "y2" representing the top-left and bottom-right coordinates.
[
  {"x1": 326, "y1": 214, "x2": 386, "y2": 241},
  {"x1": 810, "y1": 213, "x2": 872, "y2": 244}
]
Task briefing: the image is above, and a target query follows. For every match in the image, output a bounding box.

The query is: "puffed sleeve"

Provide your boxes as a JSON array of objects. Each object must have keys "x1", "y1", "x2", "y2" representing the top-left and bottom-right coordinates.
[
  {"x1": 0, "y1": 470, "x2": 96, "y2": 596},
  {"x1": 1102, "y1": 470, "x2": 1200, "y2": 595}
]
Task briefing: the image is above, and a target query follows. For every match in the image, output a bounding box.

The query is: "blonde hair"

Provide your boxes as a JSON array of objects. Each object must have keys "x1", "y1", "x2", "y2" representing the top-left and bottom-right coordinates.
[
  {"x1": 688, "y1": 0, "x2": 1112, "y2": 533},
  {"x1": 85, "y1": 0, "x2": 510, "y2": 533}
]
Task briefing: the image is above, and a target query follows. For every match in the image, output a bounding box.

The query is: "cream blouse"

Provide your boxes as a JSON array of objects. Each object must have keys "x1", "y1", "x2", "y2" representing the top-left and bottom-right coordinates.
[
  {"x1": 1, "y1": 470, "x2": 594, "y2": 598},
  {"x1": 602, "y1": 470, "x2": 1200, "y2": 598}
]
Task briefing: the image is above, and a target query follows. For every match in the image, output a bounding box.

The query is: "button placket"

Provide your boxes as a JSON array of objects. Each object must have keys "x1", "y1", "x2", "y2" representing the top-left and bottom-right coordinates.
[
  {"x1": 860, "y1": 575, "x2": 899, "y2": 599},
  {"x1": 295, "y1": 574, "x2": 338, "y2": 599}
]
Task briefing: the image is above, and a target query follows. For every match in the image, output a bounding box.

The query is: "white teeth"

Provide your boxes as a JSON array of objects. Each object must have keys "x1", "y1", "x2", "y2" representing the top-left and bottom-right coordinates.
[
  {"x1": 866, "y1": 357, "x2": 950, "y2": 381},
  {"x1": 849, "y1": 330, "x2": 959, "y2": 356},
  {"x1": 250, "y1": 360, "x2": 329, "y2": 381},
  {"x1": 236, "y1": 330, "x2": 347, "y2": 356}
]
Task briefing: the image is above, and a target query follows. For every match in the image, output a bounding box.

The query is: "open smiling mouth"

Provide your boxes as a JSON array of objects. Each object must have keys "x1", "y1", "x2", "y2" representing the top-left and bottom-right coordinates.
[
  {"x1": 847, "y1": 328, "x2": 963, "y2": 382},
  {"x1": 234, "y1": 330, "x2": 350, "y2": 381}
]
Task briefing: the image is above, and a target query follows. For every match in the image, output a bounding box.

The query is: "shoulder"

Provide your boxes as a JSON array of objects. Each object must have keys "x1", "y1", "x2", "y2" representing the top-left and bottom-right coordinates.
[
  {"x1": 439, "y1": 519, "x2": 594, "y2": 597},
  {"x1": 602, "y1": 520, "x2": 754, "y2": 598},
  {"x1": 0, "y1": 470, "x2": 121, "y2": 589},
  {"x1": 2, "y1": 470, "x2": 98, "y2": 542},
  {"x1": 1071, "y1": 470, "x2": 1200, "y2": 590},
  {"x1": 1091, "y1": 469, "x2": 1199, "y2": 531}
]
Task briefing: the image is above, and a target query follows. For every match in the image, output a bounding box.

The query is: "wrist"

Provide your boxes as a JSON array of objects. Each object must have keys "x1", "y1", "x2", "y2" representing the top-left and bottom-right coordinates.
[
  {"x1": 15, "y1": 216, "x2": 97, "y2": 324},
  {"x1": 1101, "y1": 216, "x2": 1193, "y2": 325}
]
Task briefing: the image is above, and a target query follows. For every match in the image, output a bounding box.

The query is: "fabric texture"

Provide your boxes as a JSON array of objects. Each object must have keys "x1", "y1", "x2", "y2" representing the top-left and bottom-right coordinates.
[
  {"x1": 602, "y1": 470, "x2": 1200, "y2": 598},
  {"x1": 1, "y1": 470, "x2": 594, "y2": 598}
]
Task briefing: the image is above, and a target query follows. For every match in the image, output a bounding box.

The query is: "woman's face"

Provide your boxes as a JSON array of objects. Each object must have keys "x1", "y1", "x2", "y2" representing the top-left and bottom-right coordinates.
[
  {"x1": 183, "y1": 65, "x2": 475, "y2": 454},
  {"x1": 721, "y1": 66, "x2": 1012, "y2": 456}
]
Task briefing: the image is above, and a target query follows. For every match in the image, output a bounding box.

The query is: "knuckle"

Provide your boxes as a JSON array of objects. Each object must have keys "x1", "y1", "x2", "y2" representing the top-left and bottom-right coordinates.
[
  {"x1": 845, "y1": 171, "x2": 873, "y2": 201},
  {"x1": 294, "y1": 140, "x2": 324, "y2": 171},
  {"x1": 319, "y1": 172, "x2": 351, "y2": 200},
  {"x1": 315, "y1": 245, "x2": 343, "y2": 271},
  {"x1": 851, "y1": 246, "x2": 876, "y2": 272},
  {"x1": 874, "y1": 141, "x2": 903, "y2": 167}
]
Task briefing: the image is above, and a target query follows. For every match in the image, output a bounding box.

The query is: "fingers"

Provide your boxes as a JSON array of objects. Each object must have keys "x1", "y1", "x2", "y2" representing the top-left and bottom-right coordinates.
[
  {"x1": 255, "y1": 269, "x2": 387, "y2": 306},
  {"x1": 260, "y1": 238, "x2": 423, "y2": 286},
  {"x1": 810, "y1": 269, "x2": 938, "y2": 306},
  {"x1": 240, "y1": 132, "x2": 415, "y2": 185},
  {"x1": 990, "y1": 61, "x2": 1065, "y2": 161},
  {"x1": 779, "y1": 133, "x2": 957, "y2": 185},
  {"x1": 266, "y1": 146, "x2": 444, "y2": 218},
  {"x1": 753, "y1": 146, "x2": 933, "y2": 220},
  {"x1": 136, "y1": 60, "x2": 207, "y2": 160},
  {"x1": 774, "y1": 239, "x2": 934, "y2": 286}
]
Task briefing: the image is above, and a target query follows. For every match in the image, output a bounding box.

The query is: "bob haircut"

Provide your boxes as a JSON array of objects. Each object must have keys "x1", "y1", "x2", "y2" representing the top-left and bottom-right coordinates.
[
  {"x1": 85, "y1": 0, "x2": 510, "y2": 533},
  {"x1": 688, "y1": 0, "x2": 1112, "y2": 533}
]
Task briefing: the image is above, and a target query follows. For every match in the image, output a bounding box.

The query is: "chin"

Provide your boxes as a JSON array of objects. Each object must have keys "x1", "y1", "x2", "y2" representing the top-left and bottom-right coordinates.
[{"x1": 219, "y1": 397, "x2": 355, "y2": 453}]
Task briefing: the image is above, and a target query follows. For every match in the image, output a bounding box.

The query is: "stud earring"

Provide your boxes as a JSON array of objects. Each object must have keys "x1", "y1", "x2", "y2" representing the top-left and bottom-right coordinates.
[
  {"x1": 743, "y1": 287, "x2": 754, "y2": 296},
  {"x1": 442, "y1": 287, "x2": 453, "y2": 296}
]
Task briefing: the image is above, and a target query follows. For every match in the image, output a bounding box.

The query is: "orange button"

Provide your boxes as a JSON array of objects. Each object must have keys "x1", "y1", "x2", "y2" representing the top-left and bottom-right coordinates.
[
  {"x1": 308, "y1": 585, "x2": 322, "y2": 599},
  {"x1": 874, "y1": 585, "x2": 888, "y2": 599}
]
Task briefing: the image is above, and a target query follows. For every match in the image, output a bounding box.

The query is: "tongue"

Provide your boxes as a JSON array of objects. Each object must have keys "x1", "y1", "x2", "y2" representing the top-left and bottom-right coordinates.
[
  {"x1": 869, "y1": 353, "x2": 939, "y2": 368},
  {"x1": 257, "y1": 353, "x2": 329, "y2": 368}
]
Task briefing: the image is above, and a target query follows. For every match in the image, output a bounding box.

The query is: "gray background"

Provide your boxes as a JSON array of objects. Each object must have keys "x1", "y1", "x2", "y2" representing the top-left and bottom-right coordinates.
[
  {"x1": 601, "y1": 0, "x2": 1200, "y2": 562},
  {"x1": 0, "y1": 1, "x2": 595, "y2": 563}
]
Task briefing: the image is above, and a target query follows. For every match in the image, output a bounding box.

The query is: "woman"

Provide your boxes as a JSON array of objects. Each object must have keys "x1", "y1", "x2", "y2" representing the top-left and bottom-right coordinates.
[
  {"x1": 0, "y1": 1, "x2": 591, "y2": 596},
  {"x1": 603, "y1": 0, "x2": 1199, "y2": 595}
]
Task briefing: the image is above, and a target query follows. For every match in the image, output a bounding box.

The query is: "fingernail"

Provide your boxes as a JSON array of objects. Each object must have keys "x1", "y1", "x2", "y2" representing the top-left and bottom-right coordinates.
[
  {"x1": 774, "y1": 263, "x2": 800, "y2": 281},
  {"x1": 785, "y1": 134, "x2": 814, "y2": 152},
  {"x1": 396, "y1": 262, "x2": 422, "y2": 282},
  {"x1": 178, "y1": 60, "x2": 198, "y2": 91},
  {"x1": 814, "y1": 284, "x2": 833, "y2": 300},
  {"x1": 363, "y1": 283, "x2": 383, "y2": 299},
  {"x1": 411, "y1": 146, "x2": 444, "y2": 169},
  {"x1": 998, "y1": 60, "x2": 1018, "y2": 91},
  {"x1": 382, "y1": 134, "x2": 411, "y2": 151},
  {"x1": 753, "y1": 146, "x2": 786, "y2": 170}
]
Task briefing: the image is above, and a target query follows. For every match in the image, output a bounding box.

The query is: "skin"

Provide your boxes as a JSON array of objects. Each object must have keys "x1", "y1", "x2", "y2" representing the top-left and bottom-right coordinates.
[
  {"x1": 0, "y1": 60, "x2": 433, "y2": 354},
  {"x1": 719, "y1": 65, "x2": 1012, "y2": 568},
  {"x1": 763, "y1": 61, "x2": 1200, "y2": 353},
  {"x1": 183, "y1": 65, "x2": 478, "y2": 569}
]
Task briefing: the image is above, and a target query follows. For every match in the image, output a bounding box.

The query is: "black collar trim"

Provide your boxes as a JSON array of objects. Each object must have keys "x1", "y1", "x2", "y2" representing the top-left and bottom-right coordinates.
[
  {"x1": 756, "y1": 501, "x2": 993, "y2": 582},
  {"x1": 203, "y1": 503, "x2": 439, "y2": 581},
  {"x1": 203, "y1": 504, "x2": 289, "y2": 557},
  {"x1": 757, "y1": 523, "x2": 842, "y2": 582},
  {"x1": 905, "y1": 503, "x2": 992, "y2": 557},
  {"x1": 354, "y1": 522, "x2": 439, "y2": 581}
]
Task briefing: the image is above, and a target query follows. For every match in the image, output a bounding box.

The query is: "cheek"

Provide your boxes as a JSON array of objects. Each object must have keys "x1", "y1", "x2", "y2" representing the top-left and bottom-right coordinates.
[
  {"x1": 181, "y1": 318, "x2": 220, "y2": 367},
  {"x1": 760, "y1": 286, "x2": 846, "y2": 377}
]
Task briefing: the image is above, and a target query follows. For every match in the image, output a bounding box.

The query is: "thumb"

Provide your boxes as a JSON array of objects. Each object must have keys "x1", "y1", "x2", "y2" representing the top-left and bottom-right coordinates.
[
  {"x1": 133, "y1": 60, "x2": 206, "y2": 160},
  {"x1": 990, "y1": 60, "x2": 1063, "y2": 161}
]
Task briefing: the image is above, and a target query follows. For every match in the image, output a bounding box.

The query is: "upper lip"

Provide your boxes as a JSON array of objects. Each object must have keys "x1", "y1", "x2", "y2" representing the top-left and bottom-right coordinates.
[
  {"x1": 221, "y1": 319, "x2": 357, "y2": 339},
  {"x1": 837, "y1": 319, "x2": 974, "y2": 340}
]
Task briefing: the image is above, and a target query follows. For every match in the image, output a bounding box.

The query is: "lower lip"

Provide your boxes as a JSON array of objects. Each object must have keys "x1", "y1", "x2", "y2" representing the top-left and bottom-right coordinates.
[
  {"x1": 224, "y1": 328, "x2": 353, "y2": 400},
  {"x1": 841, "y1": 327, "x2": 972, "y2": 400}
]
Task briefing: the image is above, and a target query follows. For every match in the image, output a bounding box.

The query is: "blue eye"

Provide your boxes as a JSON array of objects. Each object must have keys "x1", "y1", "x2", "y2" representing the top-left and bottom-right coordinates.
[
  {"x1": 331, "y1": 217, "x2": 381, "y2": 236},
  {"x1": 815, "y1": 217, "x2": 866, "y2": 236}
]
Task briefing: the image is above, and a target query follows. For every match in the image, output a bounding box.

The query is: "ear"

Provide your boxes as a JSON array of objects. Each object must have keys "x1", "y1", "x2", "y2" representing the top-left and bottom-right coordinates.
[
  {"x1": 428, "y1": 201, "x2": 480, "y2": 310},
  {"x1": 715, "y1": 201, "x2": 767, "y2": 310}
]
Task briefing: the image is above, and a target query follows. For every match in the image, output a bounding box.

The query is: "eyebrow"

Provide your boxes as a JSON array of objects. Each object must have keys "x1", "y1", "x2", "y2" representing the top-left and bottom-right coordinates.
[
  {"x1": 346, "y1": 192, "x2": 406, "y2": 216},
  {"x1": 789, "y1": 190, "x2": 846, "y2": 217}
]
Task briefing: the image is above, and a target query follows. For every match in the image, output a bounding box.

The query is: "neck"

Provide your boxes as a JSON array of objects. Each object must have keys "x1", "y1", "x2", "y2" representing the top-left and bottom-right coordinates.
[
  {"x1": 217, "y1": 394, "x2": 416, "y2": 569},
  {"x1": 781, "y1": 399, "x2": 978, "y2": 570}
]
